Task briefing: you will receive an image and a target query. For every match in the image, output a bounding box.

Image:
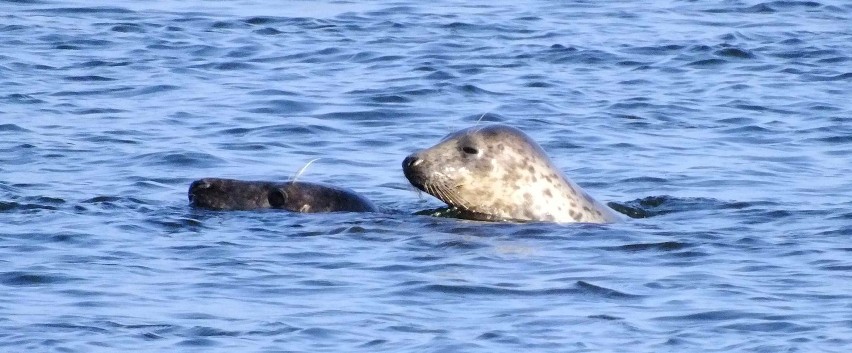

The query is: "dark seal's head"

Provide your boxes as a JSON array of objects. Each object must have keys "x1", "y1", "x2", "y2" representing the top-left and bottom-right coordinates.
[
  {"x1": 270, "y1": 181, "x2": 378, "y2": 213},
  {"x1": 189, "y1": 178, "x2": 377, "y2": 213},
  {"x1": 402, "y1": 124, "x2": 622, "y2": 223},
  {"x1": 188, "y1": 178, "x2": 276, "y2": 210}
]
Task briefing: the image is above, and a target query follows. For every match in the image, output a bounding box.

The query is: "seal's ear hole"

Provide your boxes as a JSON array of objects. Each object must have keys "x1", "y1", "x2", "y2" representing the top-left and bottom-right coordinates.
[
  {"x1": 462, "y1": 146, "x2": 479, "y2": 155},
  {"x1": 268, "y1": 188, "x2": 288, "y2": 208}
]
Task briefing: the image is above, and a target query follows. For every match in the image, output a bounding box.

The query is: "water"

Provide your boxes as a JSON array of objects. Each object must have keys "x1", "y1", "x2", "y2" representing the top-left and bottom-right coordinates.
[{"x1": 1, "y1": 0, "x2": 850, "y2": 351}]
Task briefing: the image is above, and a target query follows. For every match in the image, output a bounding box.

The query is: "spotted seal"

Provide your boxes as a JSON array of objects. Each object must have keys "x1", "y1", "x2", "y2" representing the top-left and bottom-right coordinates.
[
  {"x1": 402, "y1": 124, "x2": 623, "y2": 223},
  {"x1": 188, "y1": 178, "x2": 377, "y2": 213}
]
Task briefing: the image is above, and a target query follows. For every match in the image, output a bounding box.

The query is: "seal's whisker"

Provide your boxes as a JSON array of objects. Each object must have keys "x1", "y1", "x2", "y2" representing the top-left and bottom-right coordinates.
[
  {"x1": 425, "y1": 183, "x2": 443, "y2": 204},
  {"x1": 291, "y1": 158, "x2": 323, "y2": 183},
  {"x1": 424, "y1": 183, "x2": 435, "y2": 198},
  {"x1": 410, "y1": 185, "x2": 425, "y2": 199},
  {"x1": 435, "y1": 183, "x2": 471, "y2": 211},
  {"x1": 447, "y1": 183, "x2": 473, "y2": 210},
  {"x1": 429, "y1": 184, "x2": 452, "y2": 203},
  {"x1": 438, "y1": 186, "x2": 456, "y2": 207},
  {"x1": 425, "y1": 182, "x2": 446, "y2": 204},
  {"x1": 474, "y1": 112, "x2": 488, "y2": 127}
]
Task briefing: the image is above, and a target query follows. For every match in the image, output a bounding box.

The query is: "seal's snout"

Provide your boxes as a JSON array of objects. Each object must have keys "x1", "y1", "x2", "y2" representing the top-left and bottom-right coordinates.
[
  {"x1": 402, "y1": 154, "x2": 427, "y2": 190},
  {"x1": 402, "y1": 155, "x2": 422, "y2": 170},
  {"x1": 188, "y1": 179, "x2": 213, "y2": 204},
  {"x1": 402, "y1": 154, "x2": 424, "y2": 180}
]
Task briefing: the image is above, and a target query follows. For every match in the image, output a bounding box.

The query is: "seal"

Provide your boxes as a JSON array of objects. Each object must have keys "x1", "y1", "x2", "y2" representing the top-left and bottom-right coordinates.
[
  {"x1": 188, "y1": 178, "x2": 378, "y2": 213},
  {"x1": 402, "y1": 124, "x2": 623, "y2": 223}
]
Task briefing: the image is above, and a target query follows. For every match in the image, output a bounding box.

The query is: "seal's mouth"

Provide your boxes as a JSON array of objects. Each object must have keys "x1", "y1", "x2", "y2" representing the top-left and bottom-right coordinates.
[
  {"x1": 402, "y1": 154, "x2": 474, "y2": 212},
  {"x1": 402, "y1": 154, "x2": 508, "y2": 221}
]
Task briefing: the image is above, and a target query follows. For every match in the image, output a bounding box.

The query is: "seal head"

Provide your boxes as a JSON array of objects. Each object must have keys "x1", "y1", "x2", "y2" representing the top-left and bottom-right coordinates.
[
  {"x1": 189, "y1": 178, "x2": 377, "y2": 213},
  {"x1": 402, "y1": 124, "x2": 622, "y2": 223}
]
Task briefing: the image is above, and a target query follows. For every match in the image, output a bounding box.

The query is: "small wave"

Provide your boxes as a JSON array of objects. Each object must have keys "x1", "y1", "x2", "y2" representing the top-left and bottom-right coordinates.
[
  {"x1": 524, "y1": 81, "x2": 553, "y2": 88},
  {"x1": 655, "y1": 309, "x2": 759, "y2": 322},
  {"x1": 315, "y1": 109, "x2": 407, "y2": 122},
  {"x1": 247, "y1": 89, "x2": 300, "y2": 96},
  {"x1": 610, "y1": 195, "x2": 756, "y2": 219},
  {"x1": 243, "y1": 16, "x2": 283, "y2": 25},
  {"x1": 254, "y1": 27, "x2": 282, "y2": 35},
  {"x1": 33, "y1": 322, "x2": 109, "y2": 333},
  {"x1": 619, "y1": 176, "x2": 668, "y2": 183},
  {"x1": 0, "y1": 195, "x2": 65, "y2": 212},
  {"x1": 423, "y1": 70, "x2": 457, "y2": 80},
  {"x1": 816, "y1": 135, "x2": 852, "y2": 144},
  {"x1": 1, "y1": 93, "x2": 44, "y2": 104},
  {"x1": 250, "y1": 123, "x2": 341, "y2": 137},
  {"x1": 134, "y1": 151, "x2": 226, "y2": 168},
  {"x1": 714, "y1": 47, "x2": 756, "y2": 59},
  {"x1": 803, "y1": 72, "x2": 852, "y2": 82},
  {"x1": 110, "y1": 23, "x2": 145, "y2": 33},
  {"x1": 456, "y1": 84, "x2": 503, "y2": 95},
  {"x1": 185, "y1": 326, "x2": 241, "y2": 337},
  {"x1": 191, "y1": 61, "x2": 257, "y2": 71},
  {"x1": 0, "y1": 201, "x2": 58, "y2": 212},
  {"x1": 74, "y1": 108, "x2": 128, "y2": 115},
  {"x1": 176, "y1": 338, "x2": 218, "y2": 347},
  {"x1": 80, "y1": 196, "x2": 148, "y2": 211},
  {"x1": 72, "y1": 59, "x2": 131, "y2": 68},
  {"x1": 412, "y1": 280, "x2": 642, "y2": 299},
  {"x1": 417, "y1": 283, "x2": 569, "y2": 296},
  {"x1": 575, "y1": 280, "x2": 645, "y2": 299},
  {"x1": 55, "y1": 39, "x2": 114, "y2": 49},
  {"x1": 29, "y1": 6, "x2": 134, "y2": 14},
  {"x1": 546, "y1": 46, "x2": 620, "y2": 65},
  {"x1": 63, "y1": 75, "x2": 116, "y2": 82},
  {"x1": 686, "y1": 58, "x2": 728, "y2": 67},
  {"x1": 210, "y1": 20, "x2": 247, "y2": 30},
  {"x1": 722, "y1": 321, "x2": 814, "y2": 333},
  {"x1": 703, "y1": 3, "x2": 777, "y2": 14},
  {"x1": 766, "y1": 1, "x2": 823, "y2": 9},
  {"x1": 0, "y1": 271, "x2": 77, "y2": 286},
  {"x1": 245, "y1": 99, "x2": 317, "y2": 114},
  {"x1": 0, "y1": 123, "x2": 31, "y2": 132},
  {"x1": 624, "y1": 44, "x2": 686, "y2": 56},
  {"x1": 600, "y1": 241, "x2": 690, "y2": 253},
  {"x1": 0, "y1": 24, "x2": 27, "y2": 32},
  {"x1": 50, "y1": 86, "x2": 133, "y2": 96}
]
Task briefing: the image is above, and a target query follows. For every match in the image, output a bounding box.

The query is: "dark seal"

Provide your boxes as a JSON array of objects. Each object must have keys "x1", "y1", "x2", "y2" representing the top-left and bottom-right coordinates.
[
  {"x1": 188, "y1": 178, "x2": 378, "y2": 213},
  {"x1": 402, "y1": 124, "x2": 623, "y2": 223}
]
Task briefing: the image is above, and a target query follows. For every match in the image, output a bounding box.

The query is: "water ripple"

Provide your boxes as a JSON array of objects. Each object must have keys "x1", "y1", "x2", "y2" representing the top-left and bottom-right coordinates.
[
  {"x1": 0, "y1": 271, "x2": 78, "y2": 286},
  {"x1": 0, "y1": 1, "x2": 849, "y2": 352}
]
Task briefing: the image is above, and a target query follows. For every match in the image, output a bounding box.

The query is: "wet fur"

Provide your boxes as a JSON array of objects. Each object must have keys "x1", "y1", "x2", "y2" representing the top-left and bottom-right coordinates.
[
  {"x1": 188, "y1": 178, "x2": 377, "y2": 213},
  {"x1": 402, "y1": 124, "x2": 622, "y2": 223}
]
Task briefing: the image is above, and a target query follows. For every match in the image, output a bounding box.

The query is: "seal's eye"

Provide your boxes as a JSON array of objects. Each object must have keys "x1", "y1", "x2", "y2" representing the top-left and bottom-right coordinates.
[
  {"x1": 462, "y1": 146, "x2": 478, "y2": 155},
  {"x1": 268, "y1": 188, "x2": 288, "y2": 208}
]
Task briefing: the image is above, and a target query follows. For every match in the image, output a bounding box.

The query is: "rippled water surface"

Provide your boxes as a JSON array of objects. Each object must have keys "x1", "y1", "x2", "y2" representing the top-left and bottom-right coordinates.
[{"x1": 1, "y1": 0, "x2": 851, "y2": 352}]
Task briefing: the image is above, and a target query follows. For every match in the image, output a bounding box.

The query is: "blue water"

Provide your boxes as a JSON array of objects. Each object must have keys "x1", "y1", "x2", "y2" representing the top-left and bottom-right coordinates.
[{"x1": 1, "y1": 0, "x2": 851, "y2": 351}]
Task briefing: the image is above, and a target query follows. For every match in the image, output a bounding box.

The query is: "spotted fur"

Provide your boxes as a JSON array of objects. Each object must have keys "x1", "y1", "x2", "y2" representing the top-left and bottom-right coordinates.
[{"x1": 402, "y1": 124, "x2": 622, "y2": 223}]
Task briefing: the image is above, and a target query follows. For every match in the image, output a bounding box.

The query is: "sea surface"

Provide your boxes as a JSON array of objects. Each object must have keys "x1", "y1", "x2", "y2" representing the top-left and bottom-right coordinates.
[{"x1": 1, "y1": 0, "x2": 850, "y2": 352}]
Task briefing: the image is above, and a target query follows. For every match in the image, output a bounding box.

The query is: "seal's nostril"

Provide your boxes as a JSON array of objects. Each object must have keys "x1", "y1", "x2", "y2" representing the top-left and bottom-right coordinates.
[
  {"x1": 402, "y1": 155, "x2": 422, "y2": 169},
  {"x1": 190, "y1": 179, "x2": 212, "y2": 191}
]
